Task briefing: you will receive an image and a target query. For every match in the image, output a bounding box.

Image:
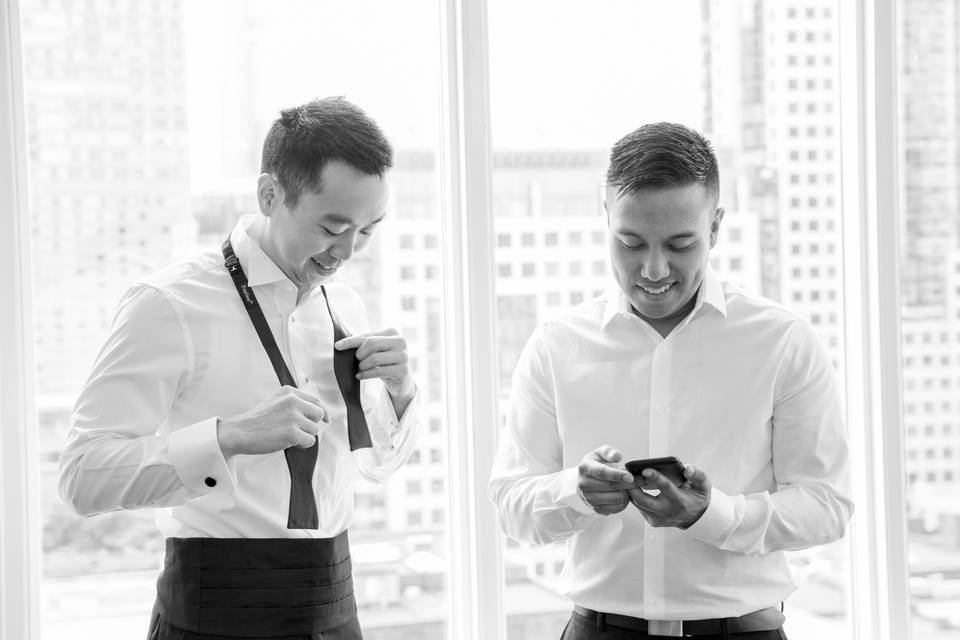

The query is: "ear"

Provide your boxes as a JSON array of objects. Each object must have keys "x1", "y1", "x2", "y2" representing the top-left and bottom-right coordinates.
[
  {"x1": 257, "y1": 173, "x2": 280, "y2": 216},
  {"x1": 709, "y1": 207, "x2": 725, "y2": 248}
]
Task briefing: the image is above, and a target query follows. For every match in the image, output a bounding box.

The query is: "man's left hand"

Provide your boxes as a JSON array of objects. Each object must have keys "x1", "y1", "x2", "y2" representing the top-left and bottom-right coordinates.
[
  {"x1": 627, "y1": 464, "x2": 711, "y2": 529},
  {"x1": 335, "y1": 329, "x2": 416, "y2": 403}
]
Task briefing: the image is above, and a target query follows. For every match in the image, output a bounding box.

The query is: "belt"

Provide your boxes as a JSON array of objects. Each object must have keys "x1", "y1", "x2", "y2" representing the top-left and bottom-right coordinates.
[
  {"x1": 155, "y1": 532, "x2": 357, "y2": 637},
  {"x1": 573, "y1": 605, "x2": 785, "y2": 637}
]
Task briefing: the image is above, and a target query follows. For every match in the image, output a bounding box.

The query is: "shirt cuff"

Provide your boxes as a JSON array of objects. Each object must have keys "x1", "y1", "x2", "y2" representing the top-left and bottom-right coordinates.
[
  {"x1": 557, "y1": 466, "x2": 598, "y2": 516},
  {"x1": 366, "y1": 384, "x2": 417, "y2": 449},
  {"x1": 682, "y1": 486, "x2": 741, "y2": 547},
  {"x1": 168, "y1": 417, "x2": 238, "y2": 495}
]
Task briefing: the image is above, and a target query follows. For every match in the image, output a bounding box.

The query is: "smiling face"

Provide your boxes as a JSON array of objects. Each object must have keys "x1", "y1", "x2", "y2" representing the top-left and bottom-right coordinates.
[
  {"x1": 254, "y1": 160, "x2": 388, "y2": 295},
  {"x1": 606, "y1": 183, "x2": 723, "y2": 334}
]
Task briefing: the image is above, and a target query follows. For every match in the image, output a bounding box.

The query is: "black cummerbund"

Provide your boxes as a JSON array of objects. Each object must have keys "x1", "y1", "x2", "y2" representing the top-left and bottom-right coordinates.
[{"x1": 155, "y1": 532, "x2": 357, "y2": 637}]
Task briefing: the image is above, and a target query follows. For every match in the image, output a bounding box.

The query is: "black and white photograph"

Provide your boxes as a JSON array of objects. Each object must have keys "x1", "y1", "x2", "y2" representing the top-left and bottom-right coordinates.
[{"x1": 0, "y1": 1, "x2": 955, "y2": 639}]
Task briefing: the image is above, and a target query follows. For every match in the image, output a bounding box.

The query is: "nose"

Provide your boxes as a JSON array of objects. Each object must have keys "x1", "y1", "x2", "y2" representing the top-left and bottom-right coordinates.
[
  {"x1": 328, "y1": 232, "x2": 357, "y2": 261},
  {"x1": 640, "y1": 248, "x2": 669, "y2": 282}
]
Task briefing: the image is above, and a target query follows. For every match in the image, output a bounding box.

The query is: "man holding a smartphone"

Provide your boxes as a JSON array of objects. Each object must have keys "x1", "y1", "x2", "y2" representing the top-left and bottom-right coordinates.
[{"x1": 489, "y1": 123, "x2": 853, "y2": 639}]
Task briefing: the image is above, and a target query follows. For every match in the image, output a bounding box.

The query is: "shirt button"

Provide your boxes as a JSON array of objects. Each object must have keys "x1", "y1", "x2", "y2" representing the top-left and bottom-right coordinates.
[{"x1": 204, "y1": 477, "x2": 217, "y2": 487}]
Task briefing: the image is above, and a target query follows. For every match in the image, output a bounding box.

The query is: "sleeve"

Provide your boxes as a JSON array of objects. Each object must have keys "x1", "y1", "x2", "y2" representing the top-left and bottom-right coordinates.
[
  {"x1": 58, "y1": 284, "x2": 238, "y2": 517},
  {"x1": 337, "y1": 283, "x2": 422, "y2": 482},
  {"x1": 488, "y1": 324, "x2": 600, "y2": 546},
  {"x1": 683, "y1": 319, "x2": 854, "y2": 555},
  {"x1": 354, "y1": 380, "x2": 422, "y2": 482}
]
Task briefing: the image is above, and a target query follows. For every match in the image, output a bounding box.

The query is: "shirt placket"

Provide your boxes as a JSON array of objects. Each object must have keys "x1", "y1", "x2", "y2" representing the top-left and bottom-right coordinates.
[
  {"x1": 271, "y1": 285, "x2": 309, "y2": 388},
  {"x1": 643, "y1": 336, "x2": 673, "y2": 620},
  {"x1": 287, "y1": 306, "x2": 312, "y2": 389}
]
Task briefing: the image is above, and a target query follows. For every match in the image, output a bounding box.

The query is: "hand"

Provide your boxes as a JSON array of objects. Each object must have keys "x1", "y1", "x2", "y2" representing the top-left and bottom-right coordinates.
[
  {"x1": 217, "y1": 386, "x2": 328, "y2": 457},
  {"x1": 577, "y1": 446, "x2": 639, "y2": 516},
  {"x1": 335, "y1": 328, "x2": 416, "y2": 401},
  {"x1": 627, "y1": 464, "x2": 711, "y2": 529}
]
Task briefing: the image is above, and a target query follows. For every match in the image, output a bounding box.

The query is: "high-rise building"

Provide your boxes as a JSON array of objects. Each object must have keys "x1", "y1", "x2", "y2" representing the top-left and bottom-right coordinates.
[
  {"x1": 21, "y1": 0, "x2": 193, "y2": 436},
  {"x1": 701, "y1": 0, "x2": 842, "y2": 363},
  {"x1": 900, "y1": 0, "x2": 960, "y2": 310}
]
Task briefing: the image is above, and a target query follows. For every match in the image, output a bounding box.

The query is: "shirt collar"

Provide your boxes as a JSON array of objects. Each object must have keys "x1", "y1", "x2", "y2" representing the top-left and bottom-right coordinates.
[
  {"x1": 228, "y1": 214, "x2": 292, "y2": 288},
  {"x1": 600, "y1": 265, "x2": 728, "y2": 333}
]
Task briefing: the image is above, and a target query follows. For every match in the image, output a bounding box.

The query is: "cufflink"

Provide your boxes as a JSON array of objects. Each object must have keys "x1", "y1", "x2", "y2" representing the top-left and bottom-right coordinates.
[{"x1": 205, "y1": 477, "x2": 217, "y2": 487}]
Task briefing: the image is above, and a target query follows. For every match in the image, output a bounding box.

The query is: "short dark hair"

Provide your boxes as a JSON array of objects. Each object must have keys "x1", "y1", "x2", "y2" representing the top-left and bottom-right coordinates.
[
  {"x1": 606, "y1": 122, "x2": 719, "y2": 202},
  {"x1": 260, "y1": 97, "x2": 393, "y2": 207}
]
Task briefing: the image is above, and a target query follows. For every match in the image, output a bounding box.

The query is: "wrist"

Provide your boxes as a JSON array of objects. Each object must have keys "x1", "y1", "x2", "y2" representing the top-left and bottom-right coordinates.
[
  {"x1": 216, "y1": 417, "x2": 237, "y2": 457},
  {"x1": 388, "y1": 377, "x2": 417, "y2": 401}
]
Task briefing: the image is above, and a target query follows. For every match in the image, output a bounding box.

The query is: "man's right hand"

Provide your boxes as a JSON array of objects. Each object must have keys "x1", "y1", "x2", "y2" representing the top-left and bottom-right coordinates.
[
  {"x1": 577, "y1": 445, "x2": 638, "y2": 515},
  {"x1": 217, "y1": 386, "x2": 328, "y2": 457}
]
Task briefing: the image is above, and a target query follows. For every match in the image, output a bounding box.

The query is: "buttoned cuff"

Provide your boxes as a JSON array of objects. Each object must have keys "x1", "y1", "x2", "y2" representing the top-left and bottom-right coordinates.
[
  {"x1": 168, "y1": 417, "x2": 238, "y2": 495},
  {"x1": 366, "y1": 384, "x2": 418, "y2": 449},
  {"x1": 558, "y1": 466, "x2": 598, "y2": 516},
  {"x1": 681, "y1": 486, "x2": 741, "y2": 547}
]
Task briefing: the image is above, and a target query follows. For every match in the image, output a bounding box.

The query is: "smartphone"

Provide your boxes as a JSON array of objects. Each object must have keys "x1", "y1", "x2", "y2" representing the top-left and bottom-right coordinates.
[{"x1": 624, "y1": 456, "x2": 686, "y2": 488}]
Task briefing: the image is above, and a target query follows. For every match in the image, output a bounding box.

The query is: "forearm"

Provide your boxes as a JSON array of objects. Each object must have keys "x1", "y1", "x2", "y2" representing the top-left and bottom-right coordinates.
[
  {"x1": 489, "y1": 467, "x2": 599, "y2": 545},
  {"x1": 59, "y1": 418, "x2": 236, "y2": 516},
  {"x1": 355, "y1": 386, "x2": 422, "y2": 482},
  {"x1": 684, "y1": 482, "x2": 854, "y2": 555}
]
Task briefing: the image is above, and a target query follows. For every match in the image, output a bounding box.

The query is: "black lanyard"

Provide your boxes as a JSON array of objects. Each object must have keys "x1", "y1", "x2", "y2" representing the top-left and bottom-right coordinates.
[{"x1": 221, "y1": 237, "x2": 372, "y2": 528}]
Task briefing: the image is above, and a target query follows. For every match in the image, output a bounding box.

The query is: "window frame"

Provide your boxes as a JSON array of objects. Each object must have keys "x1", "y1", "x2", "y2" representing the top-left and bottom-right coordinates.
[
  {"x1": 838, "y1": 1, "x2": 911, "y2": 638},
  {"x1": 0, "y1": 1, "x2": 42, "y2": 639},
  {"x1": 438, "y1": 0, "x2": 506, "y2": 636},
  {"x1": 0, "y1": 0, "x2": 917, "y2": 638}
]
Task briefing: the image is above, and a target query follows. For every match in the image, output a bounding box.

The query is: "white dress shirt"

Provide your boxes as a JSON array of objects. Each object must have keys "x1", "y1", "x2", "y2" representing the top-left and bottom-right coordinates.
[
  {"x1": 489, "y1": 267, "x2": 853, "y2": 620},
  {"x1": 60, "y1": 215, "x2": 420, "y2": 539}
]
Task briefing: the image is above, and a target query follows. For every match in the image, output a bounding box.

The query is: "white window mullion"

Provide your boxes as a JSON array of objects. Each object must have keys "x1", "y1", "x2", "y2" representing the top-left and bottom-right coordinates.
[
  {"x1": 839, "y1": 0, "x2": 911, "y2": 638},
  {"x1": 0, "y1": 1, "x2": 42, "y2": 639},
  {"x1": 438, "y1": 0, "x2": 505, "y2": 638}
]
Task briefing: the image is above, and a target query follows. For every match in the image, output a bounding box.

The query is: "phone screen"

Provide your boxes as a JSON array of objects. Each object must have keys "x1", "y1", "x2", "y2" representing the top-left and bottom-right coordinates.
[{"x1": 624, "y1": 456, "x2": 686, "y2": 487}]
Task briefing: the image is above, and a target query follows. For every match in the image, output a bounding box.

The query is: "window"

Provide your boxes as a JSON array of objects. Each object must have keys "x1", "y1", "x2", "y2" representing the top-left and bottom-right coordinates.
[
  {"x1": 0, "y1": 1, "x2": 938, "y2": 638},
  {"x1": 897, "y1": 0, "x2": 960, "y2": 634},
  {"x1": 489, "y1": 2, "x2": 850, "y2": 637},
  {"x1": 16, "y1": 0, "x2": 450, "y2": 637}
]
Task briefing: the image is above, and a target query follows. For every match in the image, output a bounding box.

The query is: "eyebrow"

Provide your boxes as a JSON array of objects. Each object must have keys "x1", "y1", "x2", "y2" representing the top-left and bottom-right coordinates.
[
  {"x1": 616, "y1": 230, "x2": 698, "y2": 241},
  {"x1": 322, "y1": 213, "x2": 386, "y2": 227}
]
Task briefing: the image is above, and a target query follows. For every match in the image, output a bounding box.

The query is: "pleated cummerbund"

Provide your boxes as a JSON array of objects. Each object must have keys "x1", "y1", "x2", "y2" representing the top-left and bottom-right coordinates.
[{"x1": 155, "y1": 532, "x2": 357, "y2": 637}]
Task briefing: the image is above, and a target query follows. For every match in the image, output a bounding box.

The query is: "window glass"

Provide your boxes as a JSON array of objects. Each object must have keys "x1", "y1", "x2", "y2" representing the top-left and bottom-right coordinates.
[
  {"x1": 22, "y1": 0, "x2": 445, "y2": 637},
  {"x1": 898, "y1": 0, "x2": 960, "y2": 637},
  {"x1": 488, "y1": 1, "x2": 848, "y2": 637}
]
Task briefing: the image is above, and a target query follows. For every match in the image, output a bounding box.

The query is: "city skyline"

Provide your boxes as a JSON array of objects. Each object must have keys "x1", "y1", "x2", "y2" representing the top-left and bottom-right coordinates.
[{"x1": 17, "y1": 0, "x2": 960, "y2": 638}]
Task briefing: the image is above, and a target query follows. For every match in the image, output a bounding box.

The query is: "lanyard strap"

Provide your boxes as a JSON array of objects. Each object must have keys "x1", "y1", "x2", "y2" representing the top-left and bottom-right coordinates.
[{"x1": 222, "y1": 237, "x2": 318, "y2": 529}]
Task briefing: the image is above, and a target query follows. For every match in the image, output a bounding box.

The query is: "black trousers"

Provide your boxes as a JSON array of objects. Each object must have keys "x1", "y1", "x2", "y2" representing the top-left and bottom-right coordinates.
[{"x1": 560, "y1": 611, "x2": 789, "y2": 640}]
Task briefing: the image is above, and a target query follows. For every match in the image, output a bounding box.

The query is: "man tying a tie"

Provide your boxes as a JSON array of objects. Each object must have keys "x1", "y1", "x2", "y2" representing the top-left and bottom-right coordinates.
[{"x1": 58, "y1": 97, "x2": 421, "y2": 639}]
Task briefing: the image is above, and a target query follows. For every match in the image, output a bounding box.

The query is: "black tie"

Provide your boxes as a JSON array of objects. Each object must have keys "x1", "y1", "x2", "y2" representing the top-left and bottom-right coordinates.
[
  {"x1": 322, "y1": 285, "x2": 373, "y2": 451},
  {"x1": 222, "y1": 238, "x2": 371, "y2": 530}
]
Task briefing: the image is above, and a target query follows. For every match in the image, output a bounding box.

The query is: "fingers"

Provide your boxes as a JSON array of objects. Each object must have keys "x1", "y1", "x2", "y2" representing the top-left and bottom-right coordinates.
[
  {"x1": 294, "y1": 397, "x2": 327, "y2": 424},
  {"x1": 356, "y1": 364, "x2": 409, "y2": 383},
  {"x1": 584, "y1": 490, "x2": 631, "y2": 515},
  {"x1": 335, "y1": 329, "x2": 402, "y2": 357},
  {"x1": 682, "y1": 465, "x2": 711, "y2": 494},
  {"x1": 579, "y1": 446, "x2": 632, "y2": 484},
  {"x1": 281, "y1": 386, "x2": 324, "y2": 408},
  {"x1": 292, "y1": 432, "x2": 318, "y2": 449},
  {"x1": 356, "y1": 347, "x2": 407, "y2": 371},
  {"x1": 594, "y1": 445, "x2": 623, "y2": 464},
  {"x1": 639, "y1": 469, "x2": 682, "y2": 496},
  {"x1": 586, "y1": 490, "x2": 632, "y2": 506},
  {"x1": 627, "y1": 487, "x2": 656, "y2": 510}
]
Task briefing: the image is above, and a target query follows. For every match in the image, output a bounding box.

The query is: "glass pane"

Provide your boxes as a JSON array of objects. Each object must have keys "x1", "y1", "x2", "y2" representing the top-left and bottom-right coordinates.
[
  {"x1": 22, "y1": 0, "x2": 445, "y2": 637},
  {"x1": 898, "y1": 0, "x2": 960, "y2": 637},
  {"x1": 488, "y1": 1, "x2": 849, "y2": 637}
]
